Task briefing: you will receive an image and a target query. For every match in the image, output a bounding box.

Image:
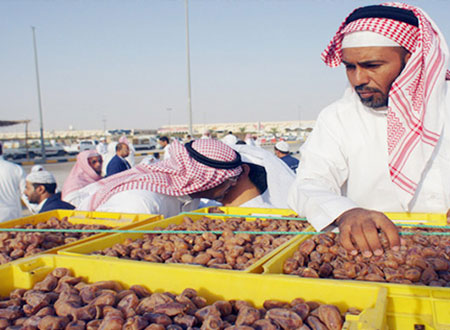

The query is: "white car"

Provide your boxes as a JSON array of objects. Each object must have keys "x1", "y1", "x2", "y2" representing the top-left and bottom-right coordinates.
[
  {"x1": 63, "y1": 143, "x2": 80, "y2": 155},
  {"x1": 78, "y1": 140, "x2": 99, "y2": 151},
  {"x1": 27, "y1": 142, "x2": 67, "y2": 158}
]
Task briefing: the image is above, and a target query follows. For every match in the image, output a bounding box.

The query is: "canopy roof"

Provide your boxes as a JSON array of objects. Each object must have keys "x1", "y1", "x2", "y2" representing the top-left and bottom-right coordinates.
[{"x1": 0, "y1": 120, "x2": 31, "y2": 127}]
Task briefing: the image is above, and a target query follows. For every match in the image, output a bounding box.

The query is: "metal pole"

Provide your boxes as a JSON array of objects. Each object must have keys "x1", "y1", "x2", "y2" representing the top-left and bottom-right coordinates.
[
  {"x1": 166, "y1": 108, "x2": 172, "y2": 128},
  {"x1": 185, "y1": 0, "x2": 193, "y2": 135},
  {"x1": 25, "y1": 122, "x2": 29, "y2": 160},
  {"x1": 31, "y1": 26, "x2": 46, "y2": 161}
]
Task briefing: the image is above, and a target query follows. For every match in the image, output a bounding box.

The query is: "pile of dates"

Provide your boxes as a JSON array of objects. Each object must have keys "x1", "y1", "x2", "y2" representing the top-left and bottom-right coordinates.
[
  {"x1": 0, "y1": 267, "x2": 357, "y2": 330},
  {"x1": 283, "y1": 227, "x2": 450, "y2": 286},
  {"x1": 92, "y1": 216, "x2": 308, "y2": 270},
  {"x1": 0, "y1": 217, "x2": 112, "y2": 265}
]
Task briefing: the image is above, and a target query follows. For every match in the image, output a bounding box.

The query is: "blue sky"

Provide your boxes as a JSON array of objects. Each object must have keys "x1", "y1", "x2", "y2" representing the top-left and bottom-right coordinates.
[{"x1": 1, "y1": 0, "x2": 449, "y2": 132}]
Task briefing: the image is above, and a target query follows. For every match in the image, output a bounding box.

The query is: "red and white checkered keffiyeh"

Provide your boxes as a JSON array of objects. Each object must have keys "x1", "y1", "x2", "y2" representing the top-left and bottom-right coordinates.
[
  {"x1": 322, "y1": 3, "x2": 450, "y2": 203},
  {"x1": 88, "y1": 139, "x2": 242, "y2": 210}
]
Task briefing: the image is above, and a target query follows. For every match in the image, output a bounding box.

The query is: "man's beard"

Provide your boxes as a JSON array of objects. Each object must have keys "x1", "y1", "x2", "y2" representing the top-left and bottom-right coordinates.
[{"x1": 354, "y1": 85, "x2": 388, "y2": 108}]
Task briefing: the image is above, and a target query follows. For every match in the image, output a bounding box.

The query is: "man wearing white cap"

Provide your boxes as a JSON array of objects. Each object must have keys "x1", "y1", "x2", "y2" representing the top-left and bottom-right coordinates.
[
  {"x1": 0, "y1": 142, "x2": 26, "y2": 222},
  {"x1": 24, "y1": 170, "x2": 74, "y2": 213},
  {"x1": 274, "y1": 141, "x2": 299, "y2": 173},
  {"x1": 21, "y1": 164, "x2": 46, "y2": 215},
  {"x1": 288, "y1": 4, "x2": 450, "y2": 257}
]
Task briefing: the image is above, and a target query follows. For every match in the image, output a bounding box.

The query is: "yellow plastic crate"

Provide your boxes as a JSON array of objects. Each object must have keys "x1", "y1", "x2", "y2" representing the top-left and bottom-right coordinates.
[
  {"x1": 262, "y1": 212, "x2": 450, "y2": 330},
  {"x1": 0, "y1": 255, "x2": 388, "y2": 330},
  {"x1": 192, "y1": 206, "x2": 299, "y2": 217},
  {"x1": 59, "y1": 210, "x2": 312, "y2": 273},
  {"x1": 383, "y1": 212, "x2": 448, "y2": 226},
  {"x1": 383, "y1": 284, "x2": 450, "y2": 329},
  {"x1": 0, "y1": 209, "x2": 162, "y2": 258}
]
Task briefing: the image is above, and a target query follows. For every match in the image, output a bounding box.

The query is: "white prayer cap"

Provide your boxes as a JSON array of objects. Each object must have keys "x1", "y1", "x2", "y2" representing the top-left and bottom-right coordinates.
[
  {"x1": 342, "y1": 31, "x2": 401, "y2": 49},
  {"x1": 26, "y1": 170, "x2": 56, "y2": 184},
  {"x1": 275, "y1": 141, "x2": 290, "y2": 153},
  {"x1": 100, "y1": 137, "x2": 106, "y2": 141},
  {"x1": 31, "y1": 165, "x2": 45, "y2": 172}
]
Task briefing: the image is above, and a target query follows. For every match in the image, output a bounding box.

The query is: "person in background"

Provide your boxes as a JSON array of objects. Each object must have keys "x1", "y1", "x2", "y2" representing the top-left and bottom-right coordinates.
[
  {"x1": 201, "y1": 129, "x2": 213, "y2": 139},
  {"x1": 221, "y1": 131, "x2": 238, "y2": 146},
  {"x1": 274, "y1": 141, "x2": 299, "y2": 172},
  {"x1": 288, "y1": 3, "x2": 450, "y2": 257},
  {"x1": 76, "y1": 139, "x2": 242, "y2": 218},
  {"x1": 119, "y1": 135, "x2": 136, "y2": 167},
  {"x1": 158, "y1": 136, "x2": 171, "y2": 160},
  {"x1": 0, "y1": 142, "x2": 26, "y2": 222},
  {"x1": 140, "y1": 152, "x2": 160, "y2": 166},
  {"x1": 102, "y1": 140, "x2": 118, "y2": 176},
  {"x1": 96, "y1": 137, "x2": 108, "y2": 156},
  {"x1": 244, "y1": 133, "x2": 256, "y2": 147},
  {"x1": 62, "y1": 150, "x2": 103, "y2": 206},
  {"x1": 106, "y1": 142, "x2": 130, "y2": 177},
  {"x1": 24, "y1": 170, "x2": 74, "y2": 213}
]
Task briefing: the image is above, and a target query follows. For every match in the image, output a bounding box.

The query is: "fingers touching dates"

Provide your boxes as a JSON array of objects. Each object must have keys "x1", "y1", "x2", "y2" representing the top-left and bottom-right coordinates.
[{"x1": 283, "y1": 229, "x2": 450, "y2": 287}]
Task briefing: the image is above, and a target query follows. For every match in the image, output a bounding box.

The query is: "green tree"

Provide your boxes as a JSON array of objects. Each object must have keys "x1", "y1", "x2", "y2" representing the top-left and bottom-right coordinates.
[{"x1": 269, "y1": 127, "x2": 279, "y2": 137}]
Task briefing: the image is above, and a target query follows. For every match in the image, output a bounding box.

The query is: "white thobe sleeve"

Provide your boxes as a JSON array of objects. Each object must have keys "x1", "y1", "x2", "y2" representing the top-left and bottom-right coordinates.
[
  {"x1": 288, "y1": 111, "x2": 358, "y2": 231},
  {"x1": 18, "y1": 165, "x2": 26, "y2": 194},
  {"x1": 93, "y1": 190, "x2": 161, "y2": 214}
]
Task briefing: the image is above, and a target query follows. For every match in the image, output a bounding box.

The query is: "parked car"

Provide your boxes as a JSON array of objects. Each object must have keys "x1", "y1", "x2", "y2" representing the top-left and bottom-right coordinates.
[
  {"x1": 27, "y1": 141, "x2": 66, "y2": 158},
  {"x1": 133, "y1": 136, "x2": 157, "y2": 151},
  {"x1": 2, "y1": 148, "x2": 26, "y2": 160},
  {"x1": 78, "y1": 140, "x2": 99, "y2": 152},
  {"x1": 63, "y1": 143, "x2": 79, "y2": 155}
]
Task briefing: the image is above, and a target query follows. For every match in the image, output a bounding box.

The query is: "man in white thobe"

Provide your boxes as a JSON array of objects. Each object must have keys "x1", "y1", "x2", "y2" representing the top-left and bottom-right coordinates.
[
  {"x1": 0, "y1": 143, "x2": 25, "y2": 222},
  {"x1": 96, "y1": 137, "x2": 108, "y2": 156},
  {"x1": 288, "y1": 4, "x2": 450, "y2": 257}
]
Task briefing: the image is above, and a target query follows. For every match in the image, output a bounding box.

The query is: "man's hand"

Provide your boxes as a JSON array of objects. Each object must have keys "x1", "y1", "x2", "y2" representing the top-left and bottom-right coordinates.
[{"x1": 336, "y1": 208, "x2": 400, "y2": 257}]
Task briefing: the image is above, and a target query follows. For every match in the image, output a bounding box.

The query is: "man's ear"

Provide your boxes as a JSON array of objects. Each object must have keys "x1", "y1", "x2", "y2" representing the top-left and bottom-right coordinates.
[
  {"x1": 35, "y1": 184, "x2": 45, "y2": 194},
  {"x1": 242, "y1": 163, "x2": 251, "y2": 177},
  {"x1": 404, "y1": 52, "x2": 412, "y2": 64}
]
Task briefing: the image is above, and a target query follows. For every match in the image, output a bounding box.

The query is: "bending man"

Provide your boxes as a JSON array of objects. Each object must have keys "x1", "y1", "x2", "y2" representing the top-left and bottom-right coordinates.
[{"x1": 77, "y1": 139, "x2": 242, "y2": 217}]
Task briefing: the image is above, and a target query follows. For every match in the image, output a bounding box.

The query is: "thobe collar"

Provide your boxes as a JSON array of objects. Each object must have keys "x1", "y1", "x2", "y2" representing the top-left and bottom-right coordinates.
[
  {"x1": 363, "y1": 104, "x2": 389, "y2": 116},
  {"x1": 37, "y1": 198, "x2": 48, "y2": 212}
]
